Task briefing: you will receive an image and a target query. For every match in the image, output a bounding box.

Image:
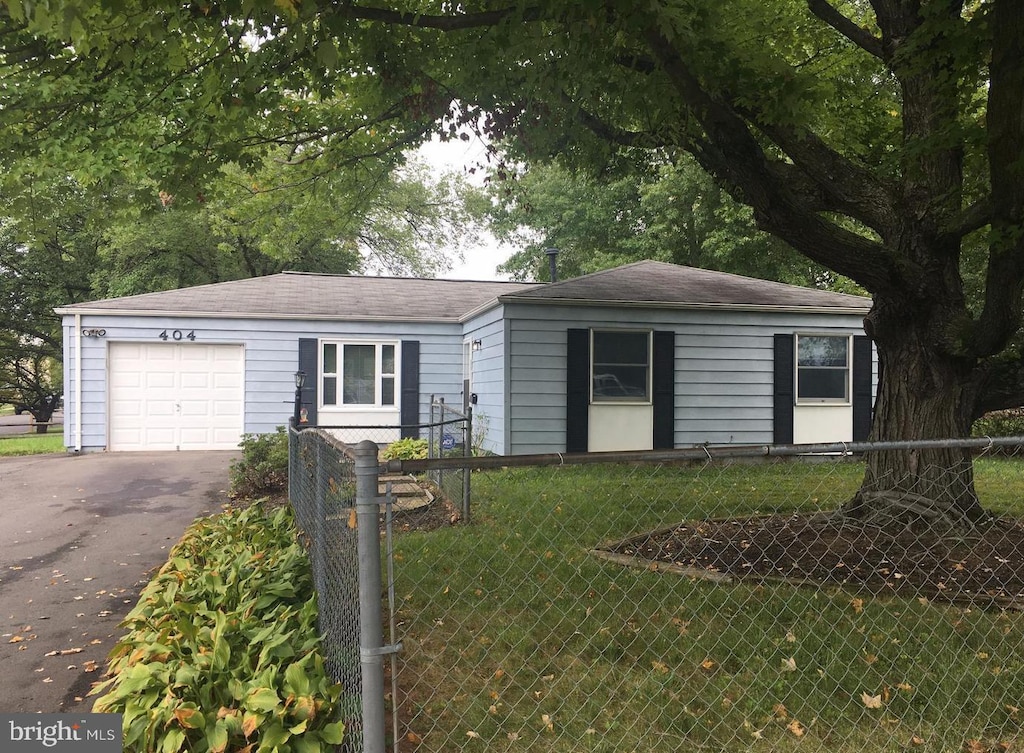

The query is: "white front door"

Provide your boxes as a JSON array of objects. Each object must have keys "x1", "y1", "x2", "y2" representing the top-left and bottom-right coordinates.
[{"x1": 108, "y1": 342, "x2": 244, "y2": 451}]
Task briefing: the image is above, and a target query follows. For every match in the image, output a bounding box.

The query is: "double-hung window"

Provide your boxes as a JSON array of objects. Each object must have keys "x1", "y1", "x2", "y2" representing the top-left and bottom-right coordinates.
[
  {"x1": 321, "y1": 341, "x2": 397, "y2": 407},
  {"x1": 591, "y1": 330, "x2": 651, "y2": 402},
  {"x1": 796, "y1": 334, "x2": 850, "y2": 403}
]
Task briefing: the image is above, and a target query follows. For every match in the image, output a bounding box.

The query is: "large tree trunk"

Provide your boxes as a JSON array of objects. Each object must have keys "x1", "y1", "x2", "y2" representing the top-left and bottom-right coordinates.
[{"x1": 845, "y1": 297, "x2": 987, "y2": 528}]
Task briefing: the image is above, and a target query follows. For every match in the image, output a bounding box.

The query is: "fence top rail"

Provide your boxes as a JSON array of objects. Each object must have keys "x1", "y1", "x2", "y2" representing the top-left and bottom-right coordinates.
[
  {"x1": 384, "y1": 435, "x2": 1024, "y2": 474},
  {"x1": 291, "y1": 425, "x2": 361, "y2": 461}
]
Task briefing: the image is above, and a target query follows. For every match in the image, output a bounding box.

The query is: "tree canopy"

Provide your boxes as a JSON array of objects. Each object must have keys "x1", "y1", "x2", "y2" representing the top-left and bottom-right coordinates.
[
  {"x1": 485, "y1": 157, "x2": 860, "y2": 293},
  {"x1": 1, "y1": 0, "x2": 1021, "y2": 521}
]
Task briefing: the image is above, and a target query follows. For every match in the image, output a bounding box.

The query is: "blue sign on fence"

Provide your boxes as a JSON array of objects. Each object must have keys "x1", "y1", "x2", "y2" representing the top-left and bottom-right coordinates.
[{"x1": 441, "y1": 433, "x2": 456, "y2": 451}]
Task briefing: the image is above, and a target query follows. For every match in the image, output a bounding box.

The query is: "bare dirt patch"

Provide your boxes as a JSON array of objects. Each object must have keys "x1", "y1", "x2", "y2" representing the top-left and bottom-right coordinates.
[{"x1": 595, "y1": 513, "x2": 1024, "y2": 609}]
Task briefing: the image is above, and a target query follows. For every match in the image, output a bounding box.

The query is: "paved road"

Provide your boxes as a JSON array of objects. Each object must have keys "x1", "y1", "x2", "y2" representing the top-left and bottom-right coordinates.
[{"x1": 0, "y1": 450, "x2": 238, "y2": 713}]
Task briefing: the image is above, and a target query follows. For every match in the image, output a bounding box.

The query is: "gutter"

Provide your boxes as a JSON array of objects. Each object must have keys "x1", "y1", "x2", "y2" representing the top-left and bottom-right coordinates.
[
  {"x1": 494, "y1": 295, "x2": 871, "y2": 316},
  {"x1": 52, "y1": 308, "x2": 467, "y2": 324}
]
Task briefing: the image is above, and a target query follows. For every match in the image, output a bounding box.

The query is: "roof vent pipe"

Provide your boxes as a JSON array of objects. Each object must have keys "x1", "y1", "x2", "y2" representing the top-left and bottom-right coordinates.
[{"x1": 545, "y1": 247, "x2": 559, "y2": 283}]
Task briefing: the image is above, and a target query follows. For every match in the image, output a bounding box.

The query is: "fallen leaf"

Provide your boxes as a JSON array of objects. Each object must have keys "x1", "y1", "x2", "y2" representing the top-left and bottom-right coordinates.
[
  {"x1": 851, "y1": 598, "x2": 864, "y2": 614},
  {"x1": 787, "y1": 719, "x2": 805, "y2": 737},
  {"x1": 541, "y1": 714, "x2": 554, "y2": 732},
  {"x1": 773, "y1": 703, "x2": 788, "y2": 719},
  {"x1": 910, "y1": 735, "x2": 925, "y2": 746},
  {"x1": 347, "y1": 508, "x2": 357, "y2": 529},
  {"x1": 652, "y1": 661, "x2": 669, "y2": 674},
  {"x1": 506, "y1": 732, "x2": 520, "y2": 741},
  {"x1": 863, "y1": 653, "x2": 878, "y2": 665},
  {"x1": 700, "y1": 658, "x2": 716, "y2": 671},
  {"x1": 896, "y1": 682, "x2": 913, "y2": 692},
  {"x1": 585, "y1": 728, "x2": 596, "y2": 735},
  {"x1": 861, "y1": 692, "x2": 883, "y2": 709},
  {"x1": 42, "y1": 677, "x2": 52, "y2": 683},
  {"x1": 465, "y1": 730, "x2": 480, "y2": 739},
  {"x1": 964, "y1": 740, "x2": 986, "y2": 753},
  {"x1": 405, "y1": 732, "x2": 422, "y2": 744},
  {"x1": 494, "y1": 669, "x2": 505, "y2": 680},
  {"x1": 781, "y1": 657, "x2": 797, "y2": 672},
  {"x1": 785, "y1": 630, "x2": 797, "y2": 643},
  {"x1": 83, "y1": 661, "x2": 99, "y2": 673},
  {"x1": 8, "y1": 636, "x2": 24, "y2": 644}
]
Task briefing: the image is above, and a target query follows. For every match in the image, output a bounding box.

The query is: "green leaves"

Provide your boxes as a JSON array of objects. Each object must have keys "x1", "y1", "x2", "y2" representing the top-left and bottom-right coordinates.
[{"x1": 91, "y1": 505, "x2": 344, "y2": 753}]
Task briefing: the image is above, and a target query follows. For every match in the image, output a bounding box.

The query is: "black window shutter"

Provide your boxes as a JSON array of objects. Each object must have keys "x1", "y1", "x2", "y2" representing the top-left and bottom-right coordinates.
[
  {"x1": 852, "y1": 335, "x2": 873, "y2": 441},
  {"x1": 652, "y1": 330, "x2": 675, "y2": 450},
  {"x1": 566, "y1": 329, "x2": 590, "y2": 452},
  {"x1": 400, "y1": 340, "x2": 420, "y2": 438},
  {"x1": 773, "y1": 334, "x2": 795, "y2": 444},
  {"x1": 297, "y1": 338, "x2": 318, "y2": 427}
]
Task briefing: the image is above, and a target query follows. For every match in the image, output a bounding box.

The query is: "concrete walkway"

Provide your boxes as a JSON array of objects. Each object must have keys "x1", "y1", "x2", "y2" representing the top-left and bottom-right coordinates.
[{"x1": 0, "y1": 450, "x2": 237, "y2": 713}]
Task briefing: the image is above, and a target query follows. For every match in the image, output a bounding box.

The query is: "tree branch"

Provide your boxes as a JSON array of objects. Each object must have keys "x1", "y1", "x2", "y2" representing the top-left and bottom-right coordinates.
[
  {"x1": 806, "y1": 0, "x2": 886, "y2": 60},
  {"x1": 340, "y1": 4, "x2": 543, "y2": 31},
  {"x1": 640, "y1": 20, "x2": 898, "y2": 292}
]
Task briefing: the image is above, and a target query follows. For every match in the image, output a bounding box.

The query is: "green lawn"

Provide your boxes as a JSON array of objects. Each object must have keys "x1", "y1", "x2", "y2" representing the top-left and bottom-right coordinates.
[
  {"x1": 387, "y1": 459, "x2": 1024, "y2": 752},
  {"x1": 0, "y1": 432, "x2": 65, "y2": 456}
]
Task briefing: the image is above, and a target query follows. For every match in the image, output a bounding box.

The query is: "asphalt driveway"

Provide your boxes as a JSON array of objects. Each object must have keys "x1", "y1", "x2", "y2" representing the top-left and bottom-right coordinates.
[{"x1": 0, "y1": 450, "x2": 238, "y2": 713}]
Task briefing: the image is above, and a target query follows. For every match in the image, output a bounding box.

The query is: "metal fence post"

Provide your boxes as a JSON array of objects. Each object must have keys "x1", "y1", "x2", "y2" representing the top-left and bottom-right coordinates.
[
  {"x1": 463, "y1": 406, "x2": 472, "y2": 524},
  {"x1": 354, "y1": 439, "x2": 386, "y2": 753}
]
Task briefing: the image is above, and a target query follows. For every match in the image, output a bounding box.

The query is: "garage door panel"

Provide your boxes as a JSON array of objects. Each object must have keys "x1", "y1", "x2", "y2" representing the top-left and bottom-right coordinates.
[{"x1": 109, "y1": 343, "x2": 244, "y2": 451}]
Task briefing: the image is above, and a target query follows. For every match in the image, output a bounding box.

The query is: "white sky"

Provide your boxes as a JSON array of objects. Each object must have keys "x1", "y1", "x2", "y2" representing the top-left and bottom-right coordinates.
[{"x1": 413, "y1": 134, "x2": 514, "y2": 281}]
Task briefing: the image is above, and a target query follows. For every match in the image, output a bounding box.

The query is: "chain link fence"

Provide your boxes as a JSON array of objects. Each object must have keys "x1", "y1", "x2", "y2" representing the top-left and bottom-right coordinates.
[
  {"x1": 288, "y1": 426, "x2": 366, "y2": 753},
  {"x1": 291, "y1": 431, "x2": 1024, "y2": 752},
  {"x1": 426, "y1": 397, "x2": 471, "y2": 523}
]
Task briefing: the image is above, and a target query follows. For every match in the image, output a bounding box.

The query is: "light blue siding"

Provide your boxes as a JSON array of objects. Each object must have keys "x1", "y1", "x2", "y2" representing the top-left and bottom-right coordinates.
[
  {"x1": 503, "y1": 303, "x2": 872, "y2": 454},
  {"x1": 61, "y1": 315, "x2": 464, "y2": 451},
  {"x1": 462, "y1": 306, "x2": 507, "y2": 454}
]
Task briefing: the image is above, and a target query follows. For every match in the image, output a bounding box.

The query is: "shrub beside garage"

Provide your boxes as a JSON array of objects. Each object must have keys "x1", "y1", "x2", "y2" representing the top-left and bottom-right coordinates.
[{"x1": 91, "y1": 505, "x2": 344, "y2": 753}]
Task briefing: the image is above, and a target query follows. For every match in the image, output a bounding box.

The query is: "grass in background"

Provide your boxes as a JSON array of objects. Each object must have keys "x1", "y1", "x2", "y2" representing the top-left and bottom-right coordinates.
[
  {"x1": 390, "y1": 460, "x2": 1024, "y2": 752},
  {"x1": 0, "y1": 432, "x2": 64, "y2": 456}
]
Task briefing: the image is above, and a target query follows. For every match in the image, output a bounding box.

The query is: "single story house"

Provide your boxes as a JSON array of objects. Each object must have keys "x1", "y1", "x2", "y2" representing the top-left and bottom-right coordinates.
[{"x1": 56, "y1": 260, "x2": 874, "y2": 455}]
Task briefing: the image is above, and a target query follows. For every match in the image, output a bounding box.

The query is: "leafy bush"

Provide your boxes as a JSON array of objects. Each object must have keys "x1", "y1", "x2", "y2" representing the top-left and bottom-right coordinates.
[
  {"x1": 381, "y1": 437, "x2": 428, "y2": 460},
  {"x1": 972, "y1": 408, "x2": 1024, "y2": 438},
  {"x1": 230, "y1": 427, "x2": 289, "y2": 498},
  {"x1": 91, "y1": 506, "x2": 344, "y2": 753}
]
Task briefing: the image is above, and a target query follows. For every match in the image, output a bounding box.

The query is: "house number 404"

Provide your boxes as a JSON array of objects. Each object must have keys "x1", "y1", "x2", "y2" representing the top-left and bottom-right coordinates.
[{"x1": 158, "y1": 329, "x2": 196, "y2": 341}]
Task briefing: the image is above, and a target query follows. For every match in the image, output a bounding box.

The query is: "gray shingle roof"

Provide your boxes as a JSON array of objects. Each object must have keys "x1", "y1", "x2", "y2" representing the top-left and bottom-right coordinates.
[
  {"x1": 501, "y1": 261, "x2": 871, "y2": 310},
  {"x1": 56, "y1": 261, "x2": 871, "y2": 320},
  {"x1": 57, "y1": 272, "x2": 542, "y2": 321}
]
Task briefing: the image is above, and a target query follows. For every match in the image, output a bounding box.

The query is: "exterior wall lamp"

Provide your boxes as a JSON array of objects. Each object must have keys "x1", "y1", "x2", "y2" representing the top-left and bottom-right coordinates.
[
  {"x1": 472, "y1": 339, "x2": 483, "y2": 352},
  {"x1": 293, "y1": 370, "x2": 306, "y2": 427}
]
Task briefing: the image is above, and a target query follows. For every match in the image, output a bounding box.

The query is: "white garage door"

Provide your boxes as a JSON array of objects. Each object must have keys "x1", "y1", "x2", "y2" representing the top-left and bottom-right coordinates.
[{"x1": 108, "y1": 342, "x2": 244, "y2": 451}]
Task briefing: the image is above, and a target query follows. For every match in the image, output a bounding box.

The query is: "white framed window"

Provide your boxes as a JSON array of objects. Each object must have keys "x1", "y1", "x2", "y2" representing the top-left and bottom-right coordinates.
[
  {"x1": 591, "y1": 329, "x2": 651, "y2": 403},
  {"x1": 321, "y1": 341, "x2": 398, "y2": 408},
  {"x1": 796, "y1": 334, "x2": 851, "y2": 404}
]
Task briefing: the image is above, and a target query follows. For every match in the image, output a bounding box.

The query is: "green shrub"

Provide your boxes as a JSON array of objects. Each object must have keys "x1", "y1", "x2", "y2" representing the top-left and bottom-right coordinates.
[
  {"x1": 972, "y1": 408, "x2": 1024, "y2": 438},
  {"x1": 381, "y1": 437, "x2": 428, "y2": 460},
  {"x1": 91, "y1": 506, "x2": 343, "y2": 753},
  {"x1": 231, "y1": 427, "x2": 289, "y2": 498}
]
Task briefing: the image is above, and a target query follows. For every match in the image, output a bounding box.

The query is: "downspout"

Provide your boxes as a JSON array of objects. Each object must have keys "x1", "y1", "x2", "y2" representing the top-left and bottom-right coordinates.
[{"x1": 74, "y1": 314, "x2": 82, "y2": 452}]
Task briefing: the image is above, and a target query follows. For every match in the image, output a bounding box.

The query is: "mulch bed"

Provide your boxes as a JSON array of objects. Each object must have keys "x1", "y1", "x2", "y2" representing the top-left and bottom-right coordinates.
[{"x1": 594, "y1": 513, "x2": 1024, "y2": 609}]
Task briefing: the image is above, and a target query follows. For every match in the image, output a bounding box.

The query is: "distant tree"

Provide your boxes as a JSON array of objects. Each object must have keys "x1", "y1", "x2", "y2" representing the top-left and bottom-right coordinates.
[
  {"x1": 0, "y1": 201, "x2": 99, "y2": 430},
  {"x1": 488, "y1": 157, "x2": 858, "y2": 291}
]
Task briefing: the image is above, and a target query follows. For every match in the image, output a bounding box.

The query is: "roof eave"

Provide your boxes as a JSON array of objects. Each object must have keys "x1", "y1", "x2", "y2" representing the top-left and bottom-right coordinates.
[
  {"x1": 54, "y1": 307, "x2": 463, "y2": 324},
  {"x1": 495, "y1": 295, "x2": 870, "y2": 316}
]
